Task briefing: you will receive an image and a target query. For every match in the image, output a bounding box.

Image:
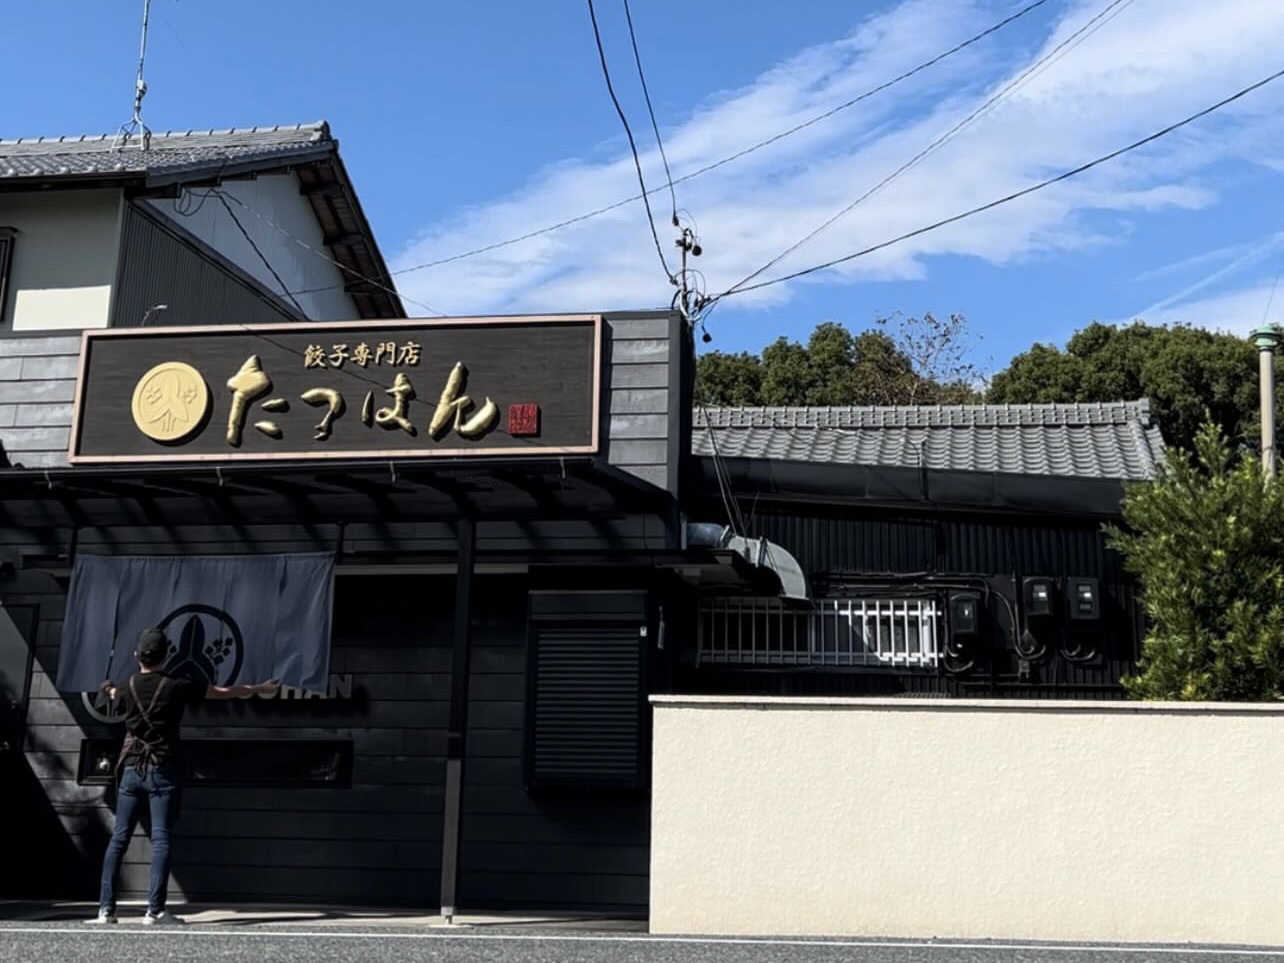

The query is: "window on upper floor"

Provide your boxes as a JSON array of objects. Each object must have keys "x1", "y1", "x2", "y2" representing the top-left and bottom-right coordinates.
[{"x1": 0, "y1": 227, "x2": 15, "y2": 327}]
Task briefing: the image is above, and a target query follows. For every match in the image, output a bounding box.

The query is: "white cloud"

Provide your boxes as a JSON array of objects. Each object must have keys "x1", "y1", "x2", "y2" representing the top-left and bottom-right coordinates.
[{"x1": 390, "y1": 0, "x2": 1284, "y2": 318}]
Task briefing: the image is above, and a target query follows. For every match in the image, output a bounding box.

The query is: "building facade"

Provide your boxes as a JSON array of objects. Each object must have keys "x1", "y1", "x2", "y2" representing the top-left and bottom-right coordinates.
[{"x1": 0, "y1": 123, "x2": 1163, "y2": 917}]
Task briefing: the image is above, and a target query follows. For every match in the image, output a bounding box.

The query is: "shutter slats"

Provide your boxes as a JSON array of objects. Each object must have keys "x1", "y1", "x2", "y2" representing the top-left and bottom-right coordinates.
[{"x1": 531, "y1": 624, "x2": 643, "y2": 789}]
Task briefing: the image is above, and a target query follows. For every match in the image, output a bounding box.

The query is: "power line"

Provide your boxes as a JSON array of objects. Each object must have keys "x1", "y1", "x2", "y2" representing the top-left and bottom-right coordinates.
[
  {"x1": 622, "y1": 0, "x2": 677, "y2": 226},
  {"x1": 209, "y1": 188, "x2": 447, "y2": 317},
  {"x1": 586, "y1": 0, "x2": 677, "y2": 284},
  {"x1": 721, "y1": 0, "x2": 1136, "y2": 296},
  {"x1": 707, "y1": 66, "x2": 1284, "y2": 302},
  {"x1": 325, "y1": 0, "x2": 1055, "y2": 286},
  {"x1": 213, "y1": 191, "x2": 312, "y2": 321}
]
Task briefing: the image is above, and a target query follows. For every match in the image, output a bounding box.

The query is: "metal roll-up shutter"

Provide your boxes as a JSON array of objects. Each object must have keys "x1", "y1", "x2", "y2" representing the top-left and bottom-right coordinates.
[{"x1": 526, "y1": 591, "x2": 648, "y2": 790}]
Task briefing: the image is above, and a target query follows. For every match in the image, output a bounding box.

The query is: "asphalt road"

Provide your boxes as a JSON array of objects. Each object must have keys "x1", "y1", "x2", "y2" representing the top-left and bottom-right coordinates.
[{"x1": 2, "y1": 925, "x2": 1282, "y2": 963}]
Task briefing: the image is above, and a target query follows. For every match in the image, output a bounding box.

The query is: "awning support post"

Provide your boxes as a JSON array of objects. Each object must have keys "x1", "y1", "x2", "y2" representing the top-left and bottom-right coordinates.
[{"x1": 438, "y1": 516, "x2": 476, "y2": 923}]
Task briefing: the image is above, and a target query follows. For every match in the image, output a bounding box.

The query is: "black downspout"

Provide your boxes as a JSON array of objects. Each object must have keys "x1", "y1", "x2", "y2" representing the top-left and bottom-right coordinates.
[{"x1": 439, "y1": 517, "x2": 476, "y2": 922}]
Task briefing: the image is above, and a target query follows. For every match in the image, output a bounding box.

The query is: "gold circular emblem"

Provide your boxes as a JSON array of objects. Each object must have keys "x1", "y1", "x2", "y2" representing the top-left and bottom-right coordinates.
[{"x1": 130, "y1": 361, "x2": 210, "y2": 443}]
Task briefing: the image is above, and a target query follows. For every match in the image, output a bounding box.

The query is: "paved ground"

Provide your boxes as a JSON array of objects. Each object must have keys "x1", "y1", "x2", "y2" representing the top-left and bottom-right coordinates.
[{"x1": 1, "y1": 905, "x2": 1281, "y2": 963}]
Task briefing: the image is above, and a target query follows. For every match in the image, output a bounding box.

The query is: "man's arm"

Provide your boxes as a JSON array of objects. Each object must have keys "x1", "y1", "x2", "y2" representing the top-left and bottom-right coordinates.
[{"x1": 205, "y1": 680, "x2": 279, "y2": 700}]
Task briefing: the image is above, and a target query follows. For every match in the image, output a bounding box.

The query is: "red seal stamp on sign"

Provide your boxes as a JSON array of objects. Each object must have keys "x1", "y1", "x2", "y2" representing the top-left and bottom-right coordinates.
[{"x1": 508, "y1": 403, "x2": 540, "y2": 437}]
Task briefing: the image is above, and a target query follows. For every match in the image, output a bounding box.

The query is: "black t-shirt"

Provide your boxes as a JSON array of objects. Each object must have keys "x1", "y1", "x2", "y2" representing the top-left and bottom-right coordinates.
[{"x1": 119, "y1": 672, "x2": 206, "y2": 767}]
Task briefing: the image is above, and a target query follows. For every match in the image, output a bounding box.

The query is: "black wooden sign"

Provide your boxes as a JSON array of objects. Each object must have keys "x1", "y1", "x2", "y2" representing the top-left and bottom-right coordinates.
[{"x1": 69, "y1": 315, "x2": 602, "y2": 463}]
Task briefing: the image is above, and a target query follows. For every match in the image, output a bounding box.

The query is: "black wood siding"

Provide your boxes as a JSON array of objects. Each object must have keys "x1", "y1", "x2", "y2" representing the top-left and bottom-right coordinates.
[
  {"x1": 684, "y1": 505, "x2": 1143, "y2": 698},
  {"x1": 9, "y1": 567, "x2": 650, "y2": 912},
  {"x1": 459, "y1": 582, "x2": 649, "y2": 914},
  {"x1": 111, "y1": 202, "x2": 297, "y2": 328}
]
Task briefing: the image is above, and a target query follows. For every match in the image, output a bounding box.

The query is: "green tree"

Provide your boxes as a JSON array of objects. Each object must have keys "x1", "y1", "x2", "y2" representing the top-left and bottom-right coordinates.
[
  {"x1": 696, "y1": 314, "x2": 982, "y2": 407},
  {"x1": 1106, "y1": 423, "x2": 1284, "y2": 701},
  {"x1": 692, "y1": 350, "x2": 762, "y2": 405},
  {"x1": 988, "y1": 321, "x2": 1268, "y2": 452}
]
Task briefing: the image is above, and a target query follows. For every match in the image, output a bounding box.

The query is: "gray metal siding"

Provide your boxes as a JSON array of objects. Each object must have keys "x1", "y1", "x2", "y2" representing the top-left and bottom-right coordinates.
[
  {"x1": 111, "y1": 202, "x2": 296, "y2": 329},
  {"x1": 606, "y1": 315, "x2": 677, "y2": 493},
  {"x1": 0, "y1": 334, "x2": 79, "y2": 468}
]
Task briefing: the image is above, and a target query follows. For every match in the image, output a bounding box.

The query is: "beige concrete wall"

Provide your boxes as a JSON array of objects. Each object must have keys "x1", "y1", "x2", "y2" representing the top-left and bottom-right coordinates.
[
  {"x1": 650, "y1": 695, "x2": 1284, "y2": 945},
  {"x1": 0, "y1": 190, "x2": 122, "y2": 330}
]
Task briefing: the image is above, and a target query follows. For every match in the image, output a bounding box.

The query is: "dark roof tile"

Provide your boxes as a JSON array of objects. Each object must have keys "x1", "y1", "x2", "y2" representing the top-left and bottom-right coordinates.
[
  {"x1": 692, "y1": 400, "x2": 1164, "y2": 481},
  {"x1": 0, "y1": 123, "x2": 331, "y2": 181}
]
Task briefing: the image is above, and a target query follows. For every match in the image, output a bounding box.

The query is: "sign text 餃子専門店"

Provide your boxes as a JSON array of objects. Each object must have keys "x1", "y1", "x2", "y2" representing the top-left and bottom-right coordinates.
[{"x1": 68, "y1": 316, "x2": 602, "y2": 462}]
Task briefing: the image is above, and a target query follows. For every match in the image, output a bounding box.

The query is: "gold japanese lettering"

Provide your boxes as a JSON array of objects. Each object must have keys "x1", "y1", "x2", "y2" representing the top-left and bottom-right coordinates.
[
  {"x1": 303, "y1": 344, "x2": 327, "y2": 369},
  {"x1": 329, "y1": 344, "x2": 350, "y2": 368},
  {"x1": 429, "y1": 362, "x2": 467, "y2": 438},
  {"x1": 301, "y1": 387, "x2": 346, "y2": 441},
  {"x1": 374, "y1": 341, "x2": 397, "y2": 366},
  {"x1": 254, "y1": 421, "x2": 283, "y2": 439},
  {"x1": 226, "y1": 356, "x2": 273, "y2": 447},
  {"x1": 426, "y1": 362, "x2": 499, "y2": 440},
  {"x1": 397, "y1": 341, "x2": 421, "y2": 366},
  {"x1": 455, "y1": 398, "x2": 499, "y2": 438},
  {"x1": 361, "y1": 390, "x2": 374, "y2": 426},
  {"x1": 352, "y1": 343, "x2": 372, "y2": 367},
  {"x1": 374, "y1": 373, "x2": 416, "y2": 435}
]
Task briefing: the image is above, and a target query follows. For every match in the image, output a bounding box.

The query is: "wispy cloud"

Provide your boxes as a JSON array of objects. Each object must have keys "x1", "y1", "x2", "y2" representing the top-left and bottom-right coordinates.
[
  {"x1": 391, "y1": 0, "x2": 1284, "y2": 319},
  {"x1": 1140, "y1": 281, "x2": 1283, "y2": 334},
  {"x1": 1135, "y1": 231, "x2": 1284, "y2": 318}
]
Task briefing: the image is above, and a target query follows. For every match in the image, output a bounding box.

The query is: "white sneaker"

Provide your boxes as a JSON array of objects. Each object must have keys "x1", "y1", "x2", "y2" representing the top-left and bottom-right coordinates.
[
  {"x1": 142, "y1": 910, "x2": 185, "y2": 926},
  {"x1": 85, "y1": 909, "x2": 117, "y2": 925}
]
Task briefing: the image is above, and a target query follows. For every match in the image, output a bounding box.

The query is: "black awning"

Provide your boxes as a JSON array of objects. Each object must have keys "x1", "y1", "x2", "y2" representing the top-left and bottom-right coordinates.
[{"x1": 0, "y1": 456, "x2": 675, "y2": 531}]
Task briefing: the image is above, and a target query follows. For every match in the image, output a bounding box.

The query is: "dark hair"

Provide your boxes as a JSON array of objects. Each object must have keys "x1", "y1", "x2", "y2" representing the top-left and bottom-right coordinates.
[{"x1": 136, "y1": 629, "x2": 169, "y2": 668}]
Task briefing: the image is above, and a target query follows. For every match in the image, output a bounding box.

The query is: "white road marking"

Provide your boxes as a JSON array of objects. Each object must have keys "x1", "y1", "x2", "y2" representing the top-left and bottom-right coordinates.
[{"x1": 0, "y1": 927, "x2": 1281, "y2": 954}]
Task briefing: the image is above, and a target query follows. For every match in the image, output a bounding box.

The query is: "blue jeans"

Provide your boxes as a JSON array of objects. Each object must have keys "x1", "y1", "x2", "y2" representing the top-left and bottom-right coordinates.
[{"x1": 99, "y1": 763, "x2": 179, "y2": 915}]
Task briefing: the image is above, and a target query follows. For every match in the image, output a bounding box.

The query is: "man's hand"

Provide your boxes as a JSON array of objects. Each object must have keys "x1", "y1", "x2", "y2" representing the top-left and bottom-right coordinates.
[
  {"x1": 98, "y1": 681, "x2": 117, "y2": 700},
  {"x1": 205, "y1": 679, "x2": 280, "y2": 700}
]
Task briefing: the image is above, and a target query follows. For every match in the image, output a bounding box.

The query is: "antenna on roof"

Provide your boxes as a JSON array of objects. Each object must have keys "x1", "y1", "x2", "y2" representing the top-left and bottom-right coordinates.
[{"x1": 112, "y1": 0, "x2": 153, "y2": 151}]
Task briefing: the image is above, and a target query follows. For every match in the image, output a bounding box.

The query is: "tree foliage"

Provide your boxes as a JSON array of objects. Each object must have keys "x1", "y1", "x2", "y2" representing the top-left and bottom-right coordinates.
[
  {"x1": 987, "y1": 321, "x2": 1270, "y2": 453},
  {"x1": 1106, "y1": 423, "x2": 1284, "y2": 701},
  {"x1": 696, "y1": 314, "x2": 982, "y2": 407}
]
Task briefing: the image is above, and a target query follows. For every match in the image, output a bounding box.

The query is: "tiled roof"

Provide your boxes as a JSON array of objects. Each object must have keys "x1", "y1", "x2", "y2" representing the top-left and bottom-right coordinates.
[
  {"x1": 693, "y1": 400, "x2": 1164, "y2": 481},
  {"x1": 0, "y1": 121, "x2": 403, "y2": 319},
  {"x1": 0, "y1": 123, "x2": 333, "y2": 182}
]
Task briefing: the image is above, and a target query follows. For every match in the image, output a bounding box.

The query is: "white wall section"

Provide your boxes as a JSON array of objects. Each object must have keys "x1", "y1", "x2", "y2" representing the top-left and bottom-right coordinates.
[{"x1": 650, "y1": 695, "x2": 1284, "y2": 945}]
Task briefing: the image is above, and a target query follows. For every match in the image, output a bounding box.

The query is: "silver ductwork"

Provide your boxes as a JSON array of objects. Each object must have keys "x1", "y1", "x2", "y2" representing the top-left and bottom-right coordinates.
[{"x1": 684, "y1": 523, "x2": 810, "y2": 602}]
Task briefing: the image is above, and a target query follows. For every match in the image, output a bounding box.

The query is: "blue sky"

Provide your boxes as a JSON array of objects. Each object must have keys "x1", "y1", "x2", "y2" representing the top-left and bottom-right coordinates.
[{"x1": 3, "y1": 0, "x2": 1282, "y2": 375}]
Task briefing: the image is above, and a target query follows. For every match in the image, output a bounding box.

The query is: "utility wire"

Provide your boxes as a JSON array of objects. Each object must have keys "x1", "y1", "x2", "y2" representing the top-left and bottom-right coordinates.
[
  {"x1": 722, "y1": 0, "x2": 1136, "y2": 296},
  {"x1": 210, "y1": 189, "x2": 447, "y2": 317},
  {"x1": 586, "y1": 0, "x2": 677, "y2": 283},
  {"x1": 622, "y1": 0, "x2": 678, "y2": 225},
  {"x1": 213, "y1": 192, "x2": 312, "y2": 321},
  {"x1": 290, "y1": 0, "x2": 1056, "y2": 289},
  {"x1": 705, "y1": 66, "x2": 1284, "y2": 302}
]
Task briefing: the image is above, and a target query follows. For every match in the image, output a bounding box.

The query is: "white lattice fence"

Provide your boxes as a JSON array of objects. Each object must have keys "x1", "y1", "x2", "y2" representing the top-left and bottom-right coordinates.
[{"x1": 698, "y1": 597, "x2": 941, "y2": 668}]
